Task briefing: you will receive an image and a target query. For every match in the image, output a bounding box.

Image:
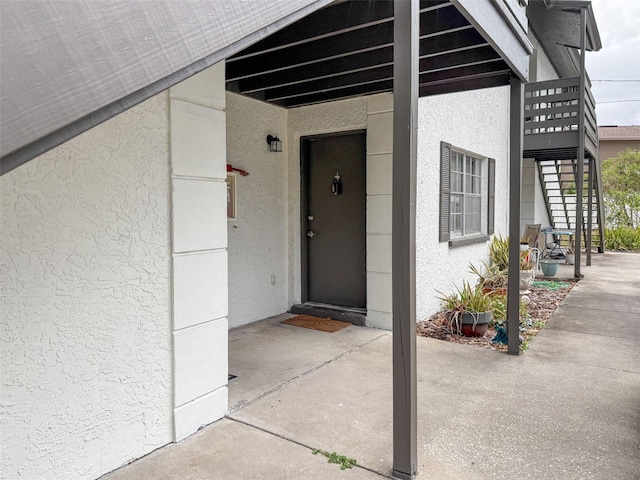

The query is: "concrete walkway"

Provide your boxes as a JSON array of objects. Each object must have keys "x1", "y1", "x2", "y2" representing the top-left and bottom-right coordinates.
[{"x1": 105, "y1": 252, "x2": 640, "y2": 480}]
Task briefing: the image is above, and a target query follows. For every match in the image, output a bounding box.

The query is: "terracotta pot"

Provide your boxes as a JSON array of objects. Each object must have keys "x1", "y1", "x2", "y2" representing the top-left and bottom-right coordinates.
[
  {"x1": 446, "y1": 311, "x2": 492, "y2": 337},
  {"x1": 482, "y1": 287, "x2": 507, "y2": 297}
]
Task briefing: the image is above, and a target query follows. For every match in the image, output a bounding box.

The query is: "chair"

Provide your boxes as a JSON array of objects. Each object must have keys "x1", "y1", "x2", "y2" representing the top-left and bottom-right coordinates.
[
  {"x1": 523, "y1": 224, "x2": 541, "y2": 271},
  {"x1": 522, "y1": 224, "x2": 541, "y2": 248}
]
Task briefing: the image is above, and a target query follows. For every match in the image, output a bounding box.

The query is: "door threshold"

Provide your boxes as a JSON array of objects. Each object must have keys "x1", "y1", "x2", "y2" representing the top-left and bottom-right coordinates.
[{"x1": 290, "y1": 303, "x2": 366, "y2": 326}]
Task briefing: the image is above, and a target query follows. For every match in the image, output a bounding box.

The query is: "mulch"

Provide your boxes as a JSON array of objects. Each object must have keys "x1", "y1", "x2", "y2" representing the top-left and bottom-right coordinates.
[{"x1": 416, "y1": 281, "x2": 576, "y2": 352}]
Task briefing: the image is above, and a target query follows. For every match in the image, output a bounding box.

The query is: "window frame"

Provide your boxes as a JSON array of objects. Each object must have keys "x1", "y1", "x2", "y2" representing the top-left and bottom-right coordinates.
[{"x1": 439, "y1": 142, "x2": 495, "y2": 247}]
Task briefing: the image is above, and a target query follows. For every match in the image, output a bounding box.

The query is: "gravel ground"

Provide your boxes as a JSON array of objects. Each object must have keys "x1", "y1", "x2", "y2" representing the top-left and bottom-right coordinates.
[{"x1": 416, "y1": 280, "x2": 577, "y2": 352}]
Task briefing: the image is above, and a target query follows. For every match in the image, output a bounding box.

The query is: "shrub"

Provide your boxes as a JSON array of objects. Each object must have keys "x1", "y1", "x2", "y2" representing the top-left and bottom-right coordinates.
[{"x1": 604, "y1": 226, "x2": 640, "y2": 251}]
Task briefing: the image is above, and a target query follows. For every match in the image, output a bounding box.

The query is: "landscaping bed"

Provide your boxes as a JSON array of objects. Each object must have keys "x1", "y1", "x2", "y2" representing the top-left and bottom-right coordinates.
[{"x1": 417, "y1": 280, "x2": 577, "y2": 352}]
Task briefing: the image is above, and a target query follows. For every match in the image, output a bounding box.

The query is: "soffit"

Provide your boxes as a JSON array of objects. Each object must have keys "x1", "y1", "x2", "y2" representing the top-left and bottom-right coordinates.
[
  {"x1": 226, "y1": 0, "x2": 520, "y2": 108},
  {"x1": 527, "y1": 1, "x2": 602, "y2": 78},
  {"x1": 0, "y1": 0, "x2": 331, "y2": 171}
]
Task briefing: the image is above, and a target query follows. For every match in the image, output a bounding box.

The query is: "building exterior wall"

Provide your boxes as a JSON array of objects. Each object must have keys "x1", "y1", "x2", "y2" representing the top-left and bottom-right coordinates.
[
  {"x1": 416, "y1": 87, "x2": 511, "y2": 320},
  {"x1": 521, "y1": 157, "x2": 551, "y2": 232},
  {"x1": 227, "y1": 89, "x2": 513, "y2": 327},
  {"x1": 522, "y1": 36, "x2": 555, "y2": 232},
  {"x1": 0, "y1": 62, "x2": 230, "y2": 479},
  {"x1": 168, "y1": 62, "x2": 229, "y2": 441},
  {"x1": 1, "y1": 93, "x2": 173, "y2": 479},
  {"x1": 226, "y1": 93, "x2": 289, "y2": 328},
  {"x1": 599, "y1": 140, "x2": 640, "y2": 163},
  {"x1": 285, "y1": 94, "x2": 395, "y2": 329},
  {"x1": 535, "y1": 42, "x2": 558, "y2": 82}
]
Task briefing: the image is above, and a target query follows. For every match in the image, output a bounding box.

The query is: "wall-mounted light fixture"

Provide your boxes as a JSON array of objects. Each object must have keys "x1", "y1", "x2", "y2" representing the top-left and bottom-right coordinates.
[{"x1": 266, "y1": 135, "x2": 282, "y2": 153}]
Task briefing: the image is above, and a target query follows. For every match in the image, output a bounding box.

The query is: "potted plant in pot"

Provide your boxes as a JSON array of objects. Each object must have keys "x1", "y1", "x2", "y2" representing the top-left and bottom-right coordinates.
[
  {"x1": 469, "y1": 261, "x2": 508, "y2": 296},
  {"x1": 565, "y1": 240, "x2": 575, "y2": 265},
  {"x1": 488, "y1": 233, "x2": 535, "y2": 290},
  {"x1": 539, "y1": 249, "x2": 560, "y2": 276},
  {"x1": 437, "y1": 281, "x2": 492, "y2": 337},
  {"x1": 519, "y1": 249, "x2": 535, "y2": 290}
]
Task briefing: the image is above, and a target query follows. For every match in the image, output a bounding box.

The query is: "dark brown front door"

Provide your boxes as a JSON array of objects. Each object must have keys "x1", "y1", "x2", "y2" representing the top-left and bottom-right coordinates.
[{"x1": 302, "y1": 132, "x2": 366, "y2": 309}]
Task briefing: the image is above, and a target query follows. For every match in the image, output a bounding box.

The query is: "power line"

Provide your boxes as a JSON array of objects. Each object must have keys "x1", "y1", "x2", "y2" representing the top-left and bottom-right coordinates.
[
  {"x1": 597, "y1": 99, "x2": 640, "y2": 104},
  {"x1": 592, "y1": 79, "x2": 640, "y2": 82}
]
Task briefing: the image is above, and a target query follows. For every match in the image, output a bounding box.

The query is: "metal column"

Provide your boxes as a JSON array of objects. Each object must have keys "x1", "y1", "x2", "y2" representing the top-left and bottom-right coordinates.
[
  {"x1": 586, "y1": 156, "x2": 593, "y2": 265},
  {"x1": 574, "y1": 7, "x2": 587, "y2": 278},
  {"x1": 507, "y1": 75, "x2": 523, "y2": 356},
  {"x1": 392, "y1": 0, "x2": 418, "y2": 478}
]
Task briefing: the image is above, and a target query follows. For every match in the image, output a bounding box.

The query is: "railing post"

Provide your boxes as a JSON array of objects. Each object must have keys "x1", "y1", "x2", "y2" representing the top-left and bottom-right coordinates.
[
  {"x1": 507, "y1": 74, "x2": 523, "y2": 356},
  {"x1": 392, "y1": 0, "x2": 418, "y2": 477},
  {"x1": 586, "y1": 156, "x2": 593, "y2": 265},
  {"x1": 574, "y1": 7, "x2": 587, "y2": 279}
]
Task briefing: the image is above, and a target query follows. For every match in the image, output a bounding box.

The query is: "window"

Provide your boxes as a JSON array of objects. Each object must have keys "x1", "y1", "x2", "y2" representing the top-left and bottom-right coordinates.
[{"x1": 439, "y1": 142, "x2": 495, "y2": 246}]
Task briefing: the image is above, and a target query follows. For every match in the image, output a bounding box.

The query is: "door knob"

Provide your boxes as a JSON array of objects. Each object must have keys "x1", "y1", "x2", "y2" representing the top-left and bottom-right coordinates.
[{"x1": 307, "y1": 231, "x2": 316, "y2": 238}]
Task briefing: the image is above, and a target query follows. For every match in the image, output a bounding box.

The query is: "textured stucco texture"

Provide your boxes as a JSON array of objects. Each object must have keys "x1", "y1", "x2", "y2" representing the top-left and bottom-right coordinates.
[
  {"x1": 226, "y1": 93, "x2": 289, "y2": 328},
  {"x1": 1, "y1": 93, "x2": 173, "y2": 479},
  {"x1": 416, "y1": 87, "x2": 511, "y2": 319}
]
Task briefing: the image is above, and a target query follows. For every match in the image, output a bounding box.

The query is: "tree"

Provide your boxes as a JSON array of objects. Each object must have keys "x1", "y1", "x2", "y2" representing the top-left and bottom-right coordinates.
[{"x1": 601, "y1": 149, "x2": 640, "y2": 227}]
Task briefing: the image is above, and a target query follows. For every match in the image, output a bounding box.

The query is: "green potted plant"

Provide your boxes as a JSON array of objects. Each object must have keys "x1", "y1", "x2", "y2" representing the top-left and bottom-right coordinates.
[
  {"x1": 469, "y1": 261, "x2": 508, "y2": 295},
  {"x1": 565, "y1": 240, "x2": 575, "y2": 265},
  {"x1": 489, "y1": 234, "x2": 509, "y2": 271},
  {"x1": 488, "y1": 234, "x2": 535, "y2": 289},
  {"x1": 437, "y1": 281, "x2": 493, "y2": 337}
]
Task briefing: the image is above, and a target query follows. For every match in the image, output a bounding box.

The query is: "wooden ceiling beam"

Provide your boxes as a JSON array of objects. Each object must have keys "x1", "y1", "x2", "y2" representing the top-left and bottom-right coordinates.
[
  {"x1": 237, "y1": 47, "x2": 394, "y2": 94},
  {"x1": 228, "y1": 1, "x2": 455, "y2": 62},
  {"x1": 265, "y1": 65, "x2": 393, "y2": 102},
  {"x1": 227, "y1": 25, "x2": 483, "y2": 82},
  {"x1": 283, "y1": 80, "x2": 393, "y2": 108},
  {"x1": 264, "y1": 59, "x2": 507, "y2": 102},
  {"x1": 419, "y1": 71, "x2": 511, "y2": 96}
]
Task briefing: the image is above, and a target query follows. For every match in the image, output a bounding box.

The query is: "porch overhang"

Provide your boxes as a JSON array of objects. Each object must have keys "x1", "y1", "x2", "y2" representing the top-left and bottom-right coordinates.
[
  {"x1": 226, "y1": 0, "x2": 532, "y2": 108},
  {"x1": 1, "y1": 0, "x2": 531, "y2": 175}
]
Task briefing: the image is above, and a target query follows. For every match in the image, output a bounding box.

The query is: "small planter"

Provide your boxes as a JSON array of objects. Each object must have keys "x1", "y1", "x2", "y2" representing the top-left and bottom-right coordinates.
[
  {"x1": 540, "y1": 260, "x2": 559, "y2": 276},
  {"x1": 446, "y1": 311, "x2": 492, "y2": 337},
  {"x1": 565, "y1": 253, "x2": 575, "y2": 265},
  {"x1": 519, "y1": 270, "x2": 535, "y2": 290}
]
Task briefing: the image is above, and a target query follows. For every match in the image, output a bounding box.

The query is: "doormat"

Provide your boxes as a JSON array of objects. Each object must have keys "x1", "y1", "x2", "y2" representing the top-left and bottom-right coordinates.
[{"x1": 281, "y1": 315, "x2": 351, "y2": 333}]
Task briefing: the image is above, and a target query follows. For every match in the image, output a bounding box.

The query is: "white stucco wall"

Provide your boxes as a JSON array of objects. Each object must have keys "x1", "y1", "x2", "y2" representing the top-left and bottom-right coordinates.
[
  {"x1": 521, "y1": 158, "x2": 551, "y2": 232},
  {"x1": 416, "y1": 87, "x2": 511, "y2": 320},
  {"x1": 226, "y1": 93, "x2": 289, "y2": 328},
  {"x1": 535, "y1": 42, "x2": 559, "y2": 82},
  {"x1": 1, "y1": 93, "x2": 173, "y2": 479}
]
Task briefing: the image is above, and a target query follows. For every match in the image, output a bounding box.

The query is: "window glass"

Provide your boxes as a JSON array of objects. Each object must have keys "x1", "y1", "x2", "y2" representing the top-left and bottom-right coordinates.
[{"x1": 448, "y1": 150, "x2": 485, "y2": 237}]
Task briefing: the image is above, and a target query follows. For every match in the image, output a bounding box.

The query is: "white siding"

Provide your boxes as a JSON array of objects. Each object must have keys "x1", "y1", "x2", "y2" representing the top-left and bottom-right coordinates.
[
  {"x1": 1, "y1": 93, "x2": 173, "y2": 479},
  {"x1": 169, "y1": 62, "x2": 228, "y2": 441}
]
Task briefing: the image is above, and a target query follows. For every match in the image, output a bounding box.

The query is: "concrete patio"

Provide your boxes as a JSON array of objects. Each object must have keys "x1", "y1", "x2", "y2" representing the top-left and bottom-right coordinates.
[{"x1": 104, "y1": 252, "x2": 639, "y2": 480}]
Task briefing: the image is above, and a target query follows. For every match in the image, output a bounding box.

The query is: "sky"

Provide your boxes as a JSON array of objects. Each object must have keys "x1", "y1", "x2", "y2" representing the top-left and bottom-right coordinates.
[{"x1": 586, "y1": 0, "x2": 640, "y2": 126}]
